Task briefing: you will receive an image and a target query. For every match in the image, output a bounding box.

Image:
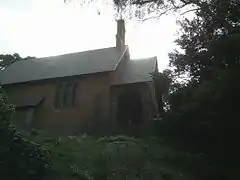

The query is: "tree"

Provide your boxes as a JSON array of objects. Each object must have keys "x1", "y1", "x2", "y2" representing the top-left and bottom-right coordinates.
[
  {"x1": 161, "y1": 2, "x2": 240, "y2": 176},
  {"x1": 169, "y1": 0, "x2": 240, "y2": 82},
  {"x1": 67, "y1": 0, "x2": 238, "y2": 26}
]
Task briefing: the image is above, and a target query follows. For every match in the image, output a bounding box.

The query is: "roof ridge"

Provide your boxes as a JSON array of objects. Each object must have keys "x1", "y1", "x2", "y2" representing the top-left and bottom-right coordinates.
[
  {"x1": 113, "y1": 46, "x2": 129, "y2": 70},
  {"x1": 0, "y1": 46, "x2": 126, "y2": 85},
  {"x1": 37, "y1": 46, "x2": 118, "y2": 60}
]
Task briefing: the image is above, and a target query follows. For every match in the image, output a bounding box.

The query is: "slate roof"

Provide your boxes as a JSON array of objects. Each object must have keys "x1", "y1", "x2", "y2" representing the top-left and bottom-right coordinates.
[
  {"x1": 0, "y1": 46, "x2": 127, "y2": 85},
  {"x1": 112, "y1": 57, "x2": 157, "y2": 85}
]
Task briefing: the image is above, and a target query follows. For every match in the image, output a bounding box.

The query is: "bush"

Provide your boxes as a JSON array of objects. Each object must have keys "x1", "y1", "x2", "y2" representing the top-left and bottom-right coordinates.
[
  {"x1": 0, "y1": 91, "x2": 52, "y2": 180},
  {"x1": 32, "y1": 134, "x2": 194, "y2": 180}
]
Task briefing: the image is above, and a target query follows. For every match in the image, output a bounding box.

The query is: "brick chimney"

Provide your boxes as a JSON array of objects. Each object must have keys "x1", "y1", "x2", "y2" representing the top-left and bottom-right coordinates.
[{"x1": 116, "y1": 19, "x2": 125, "y2": 51}]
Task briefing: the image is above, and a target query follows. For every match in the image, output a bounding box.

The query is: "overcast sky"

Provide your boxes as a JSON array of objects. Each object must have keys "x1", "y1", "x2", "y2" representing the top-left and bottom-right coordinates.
[{"x1": 0, "y1": 0, "x2": 180, "y2": 71}]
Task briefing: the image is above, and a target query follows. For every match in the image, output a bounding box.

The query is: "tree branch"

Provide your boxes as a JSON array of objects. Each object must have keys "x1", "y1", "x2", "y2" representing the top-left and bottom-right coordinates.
[
  {"x1": 178, "y1": 0, "x2": 234, "y2": 32},
  {"x1": 180, "y1": 8, "x2": 199, "y2": 15},
  {"x1": 132, "y1": 0, "x2": 158, "y2": 5},
  {"x1": 139, "y1": 8, "x2": 173, "y2": 21},
  {"x1": 169, "y1": 0, "x2": 178, "y2": 9}
]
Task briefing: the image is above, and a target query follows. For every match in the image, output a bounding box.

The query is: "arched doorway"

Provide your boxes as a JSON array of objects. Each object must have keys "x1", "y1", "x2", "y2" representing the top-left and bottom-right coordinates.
[{"x1": 117, "y1": 87, "x2": 143, "y2": 126}]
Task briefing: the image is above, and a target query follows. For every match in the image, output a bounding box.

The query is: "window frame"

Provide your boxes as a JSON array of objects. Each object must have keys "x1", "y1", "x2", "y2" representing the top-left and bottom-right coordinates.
[{"x1": 54, "y1": 81, "x2": 78, "y2": 109}]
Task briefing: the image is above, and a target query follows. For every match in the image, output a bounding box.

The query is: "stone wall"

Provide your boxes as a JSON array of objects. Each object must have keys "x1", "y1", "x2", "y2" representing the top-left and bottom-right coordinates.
[{"x1": 4, "y1": 72, "x2": 112, "y2": 135}]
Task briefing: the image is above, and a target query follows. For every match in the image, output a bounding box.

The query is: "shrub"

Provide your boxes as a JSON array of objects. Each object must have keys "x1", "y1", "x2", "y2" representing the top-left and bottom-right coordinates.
[
  {"x1": 0, "y1": 90, "x2": 52, "y2": 180},
  {"x1": 35, "y1": 135, "x2": 191, "y2": 180}
]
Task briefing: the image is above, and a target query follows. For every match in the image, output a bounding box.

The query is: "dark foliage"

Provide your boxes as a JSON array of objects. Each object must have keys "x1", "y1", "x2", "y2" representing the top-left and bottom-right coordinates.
[
  {"x1": 0, "y1": 90, "x2": 51, "y2": 180},
  {"x1": 157, "y1": 1, "x2": 240, "y2": 178},
  {"x1": 169, "y1": 1, "x2": 240, "y2": 81}
]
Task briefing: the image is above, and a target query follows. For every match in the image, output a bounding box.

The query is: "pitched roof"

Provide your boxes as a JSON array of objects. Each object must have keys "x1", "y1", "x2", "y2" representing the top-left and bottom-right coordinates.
[
  {"x1": 0, "y1": 46, "x2": 127, "y2": 85},
  {"x1": 112, "y1": 57, "x2": 157, "y2": 85}
]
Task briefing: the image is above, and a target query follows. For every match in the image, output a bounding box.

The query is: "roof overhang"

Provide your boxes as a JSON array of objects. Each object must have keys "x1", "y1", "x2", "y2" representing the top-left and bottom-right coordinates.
[{"x1": 15, "y1": 97, "x2": 44, "y2": 109}]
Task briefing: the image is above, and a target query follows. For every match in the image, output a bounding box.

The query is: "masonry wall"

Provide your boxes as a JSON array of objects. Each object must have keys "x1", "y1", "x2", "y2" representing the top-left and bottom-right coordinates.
[{"x1": 4, "y1": 72, "x2": 112, "y2": 134}]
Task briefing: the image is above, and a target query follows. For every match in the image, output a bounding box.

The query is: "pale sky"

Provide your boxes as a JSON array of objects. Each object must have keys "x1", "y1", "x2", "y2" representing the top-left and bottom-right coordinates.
[{"x1": 0, "y1": 0, "x2": 180, "y2": 71}]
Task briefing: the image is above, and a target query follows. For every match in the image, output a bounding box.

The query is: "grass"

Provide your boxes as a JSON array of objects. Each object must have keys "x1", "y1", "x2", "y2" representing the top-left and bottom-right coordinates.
[{"x1": 25, "y1": 133, "x2": 201, "y2": 180}]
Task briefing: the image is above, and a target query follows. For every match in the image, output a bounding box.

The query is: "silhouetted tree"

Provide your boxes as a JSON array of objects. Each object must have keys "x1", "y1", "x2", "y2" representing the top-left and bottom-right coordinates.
[{"x1": 163, "y1": 1, "x2": 240, "y2": 176}]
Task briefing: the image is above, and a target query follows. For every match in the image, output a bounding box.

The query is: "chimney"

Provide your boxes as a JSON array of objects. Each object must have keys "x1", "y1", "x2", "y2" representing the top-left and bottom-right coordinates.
[{"x1": 116, "y1": 19, "x2": 125, "y2": 51}]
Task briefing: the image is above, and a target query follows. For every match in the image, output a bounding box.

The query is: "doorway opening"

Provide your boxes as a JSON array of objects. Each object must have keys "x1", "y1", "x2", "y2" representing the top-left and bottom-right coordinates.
[{"x1": 117, "y1": 88, "x2": 143, "y2": 126}]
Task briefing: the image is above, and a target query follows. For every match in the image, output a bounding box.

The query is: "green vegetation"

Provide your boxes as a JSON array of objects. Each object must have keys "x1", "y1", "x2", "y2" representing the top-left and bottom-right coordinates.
[
  {"x1": 28, "y1": 133, "x2": 200, "y2": 180},
  {"x1": 164, "y1": 0, "x2": 240, "y2": 172},
  {"x1": 0, "y1": 90, "x2": 51, "y2": 180}
]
